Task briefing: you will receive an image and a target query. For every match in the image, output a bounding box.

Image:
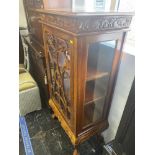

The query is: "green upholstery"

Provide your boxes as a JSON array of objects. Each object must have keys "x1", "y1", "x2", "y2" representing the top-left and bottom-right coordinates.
[{"x1": 19, "y1": 66, "x2": 36, "y2": 91}]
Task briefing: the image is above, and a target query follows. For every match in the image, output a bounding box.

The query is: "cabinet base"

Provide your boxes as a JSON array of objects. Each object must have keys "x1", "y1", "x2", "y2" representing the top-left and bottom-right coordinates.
[
  {"x1": 49, "y1": 99, "x2": 109, "y2": 146},
  {"x1": 73, "y1": 148, "x2": 79, "y2": 155}
]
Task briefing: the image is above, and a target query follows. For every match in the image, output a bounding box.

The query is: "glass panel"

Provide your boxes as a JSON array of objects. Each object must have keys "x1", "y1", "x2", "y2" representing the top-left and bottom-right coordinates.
[
  {"x1": 47, "y1": 33, "x2": 71, "y2": 122},
  {"x1": 83, "y1": 40, "x2": 116, "y2": 127}
]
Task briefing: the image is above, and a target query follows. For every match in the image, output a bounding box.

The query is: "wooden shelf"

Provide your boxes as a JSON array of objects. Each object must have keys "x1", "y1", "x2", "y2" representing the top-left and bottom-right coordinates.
[
  {"x1": 85, "y1": 81, "x2": 105, "y2": 104},
  {"x1": 83, "y1": 100, "x2": 103, "y2": 127},
  {"x1": 83, "y1": 103, "x2": 94, "y2": 126},
  {"x1": 86, "y1": 67, "x2": 108, "y2": 81}
]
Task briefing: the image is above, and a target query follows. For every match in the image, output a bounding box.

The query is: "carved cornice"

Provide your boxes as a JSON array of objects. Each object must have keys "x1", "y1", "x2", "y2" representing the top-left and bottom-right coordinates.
[{"x1": 41, "y1": 14, "x2": 132, "y2": 34}]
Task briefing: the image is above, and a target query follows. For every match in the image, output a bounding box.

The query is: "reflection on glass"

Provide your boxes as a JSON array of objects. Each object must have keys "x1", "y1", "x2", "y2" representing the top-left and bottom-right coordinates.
[
  {"x1": 83, "y1": 40, "x2": 116, "y2": 127},
  {"x1": 63, "y1": 70, "x2": 71, "y2": 105}
]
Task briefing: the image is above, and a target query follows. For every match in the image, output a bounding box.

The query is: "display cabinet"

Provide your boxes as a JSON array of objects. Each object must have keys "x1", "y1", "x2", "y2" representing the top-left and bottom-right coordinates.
[
  {"x1": 38, "y1": 9, "x2": 133, "y2": 154},
  {"x1": 22, "y1": 1, "x2": 133, "y2": 153}
]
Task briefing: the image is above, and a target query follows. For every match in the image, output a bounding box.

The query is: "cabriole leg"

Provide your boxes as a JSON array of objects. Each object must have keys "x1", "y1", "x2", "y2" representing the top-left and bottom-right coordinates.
[{"x1": 73, "y1": 145, "x2": 79, "y2": 155}]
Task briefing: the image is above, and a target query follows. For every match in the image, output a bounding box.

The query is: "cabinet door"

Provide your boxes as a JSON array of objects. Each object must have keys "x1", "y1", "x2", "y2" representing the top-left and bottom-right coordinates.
[
  {"x1": 82, "y1": 33, "x2": 125, "y2": 129},
  {"x1": 44, "y1": 27, "x2": 74, "y2": 127}
]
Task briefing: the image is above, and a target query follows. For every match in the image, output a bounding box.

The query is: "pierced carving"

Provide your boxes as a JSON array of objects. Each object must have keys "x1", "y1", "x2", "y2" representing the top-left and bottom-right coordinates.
[
  {"x1": 46, "y1": 32, "x2": 71, "y2": 120},
  {"x1": 42, "y1": 15, "x2": 132, "y2": 34}
]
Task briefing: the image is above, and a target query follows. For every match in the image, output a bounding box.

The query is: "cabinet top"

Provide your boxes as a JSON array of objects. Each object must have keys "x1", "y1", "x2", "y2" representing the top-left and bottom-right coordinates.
[
  {"x1": 33, "y1": 8, "x2": 134, "y2": 17},
  {"x1": 31, "y1": 8, "x2": 134, "y2": 35}
]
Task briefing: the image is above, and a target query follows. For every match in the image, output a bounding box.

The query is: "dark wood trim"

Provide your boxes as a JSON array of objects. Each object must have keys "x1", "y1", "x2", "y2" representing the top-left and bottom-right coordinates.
[{"x1": 19, "y1": 31, "x2": 24, "y2": 64}]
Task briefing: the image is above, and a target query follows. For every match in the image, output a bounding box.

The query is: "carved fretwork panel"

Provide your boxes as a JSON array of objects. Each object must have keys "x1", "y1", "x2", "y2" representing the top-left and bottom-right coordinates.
[{"x1": 45, "y1": 32, "x2": 71, "y2": 121}]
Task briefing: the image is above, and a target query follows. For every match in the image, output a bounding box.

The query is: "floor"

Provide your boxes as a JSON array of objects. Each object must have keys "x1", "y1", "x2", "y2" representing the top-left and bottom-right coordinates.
[{"x1": 19, "y1": 108, "x2": 105, "y2": 155}]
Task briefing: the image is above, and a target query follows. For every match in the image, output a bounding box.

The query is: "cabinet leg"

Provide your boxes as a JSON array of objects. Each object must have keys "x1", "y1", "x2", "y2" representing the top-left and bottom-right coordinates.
[
  {"x1": 96, "y1": 133, "x2": 104, "y2": 143},
  {"x1": 73, "y1": 146, "x2": 79, "y2": 155},
  {"x1": 95, "y1": 133, "x2": 104, "y2": 154}
]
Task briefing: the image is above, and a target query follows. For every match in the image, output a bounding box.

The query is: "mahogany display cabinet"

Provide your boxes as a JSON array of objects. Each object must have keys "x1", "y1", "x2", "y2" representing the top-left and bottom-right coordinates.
[{"x1": 23, "y1": 1, "x2": 133, "y2": 153}]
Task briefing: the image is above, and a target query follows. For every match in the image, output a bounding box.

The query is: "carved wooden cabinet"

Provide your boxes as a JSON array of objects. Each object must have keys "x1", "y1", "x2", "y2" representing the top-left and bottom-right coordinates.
[
  {"x1": 40, "y1": 10, "x2": 133, "y2": 152},
  {"x1": 23, "y1": 1, "x2": 133, "y2": 153}
]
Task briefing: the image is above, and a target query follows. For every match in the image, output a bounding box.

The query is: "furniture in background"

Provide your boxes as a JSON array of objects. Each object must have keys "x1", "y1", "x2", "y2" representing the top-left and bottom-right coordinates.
[
  {"x1": 103, "y1": 80, "x2": 135, "y2": 155},
  {"x1": 19, "y1": 31, "x2": 24, "y2": 64},
  {"x1": 20, "y1": 27, "x2": 48, "y2": 106},
  {"x1": 19, "y1": 65, "x2": 42, "y2": 116},
  {"x1": 23, "y1": 0, "x2": 133, "y2": 154},
  {"x1": 19, "y1": 27, "x2": 30, "y2": 70},
  {"x1": 22, "y1": 35, "x2": 49, "y2": 106}
]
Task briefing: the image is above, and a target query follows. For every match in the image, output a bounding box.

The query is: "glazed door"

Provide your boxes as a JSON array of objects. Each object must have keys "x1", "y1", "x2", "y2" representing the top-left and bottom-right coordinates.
[
  {"x1": 43, "y1": 27, "x2": 74, "y2": 128},
  {"x1": 81, "y1": 32, "x2": 125, "y2": 129}
]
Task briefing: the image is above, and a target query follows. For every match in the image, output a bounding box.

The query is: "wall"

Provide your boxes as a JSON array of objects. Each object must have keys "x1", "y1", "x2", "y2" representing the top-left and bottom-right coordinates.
[
  {"x1": 102, "y1": 0, "x2": 135, "y2": 143},
  {"x1": 47, "y1": 0, "x2": 72, "y2": 9},
  {"x1": 102, "y1": 53, "x2": 135, "y2": 143},
  {"x1": 19, "y1": 0, "x2": 27, "y2": 28}
]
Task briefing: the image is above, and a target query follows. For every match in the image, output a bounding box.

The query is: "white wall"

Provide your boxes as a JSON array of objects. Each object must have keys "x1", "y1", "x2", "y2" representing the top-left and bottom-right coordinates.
[
  {"x1": 102, "y1": 0, "x2": 135, "y2": 142},
  {"x1": 19, "y1": 0, "x2": 27, "y2": 28},
  {"x1": 102, "y1": 53, "x2": 135, "y2": 143}
]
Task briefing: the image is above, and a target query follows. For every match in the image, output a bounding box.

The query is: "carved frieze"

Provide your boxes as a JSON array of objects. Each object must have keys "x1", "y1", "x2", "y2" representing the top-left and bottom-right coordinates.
[
  {"x1": 77, "y1": 16, "x2": 132, "y2": 32},
  {"x1": 42, "y1": 14, "x2": 132, "y2": 34}
]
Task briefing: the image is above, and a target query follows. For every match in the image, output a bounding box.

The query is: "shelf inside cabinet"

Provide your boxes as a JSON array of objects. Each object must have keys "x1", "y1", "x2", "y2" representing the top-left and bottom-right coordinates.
[
  {"x1": 86, "y1": 67, "x2": 109, "y2": 81},
  {"x1": 83, "y1": 103, "x2": 94, "y2": 126},
  {"x1": 83, "y1": 99, "x2": 104, "y2": 127},
  {"x1": 85, "y1": 81, "x2": 105, "y2": 104}
]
